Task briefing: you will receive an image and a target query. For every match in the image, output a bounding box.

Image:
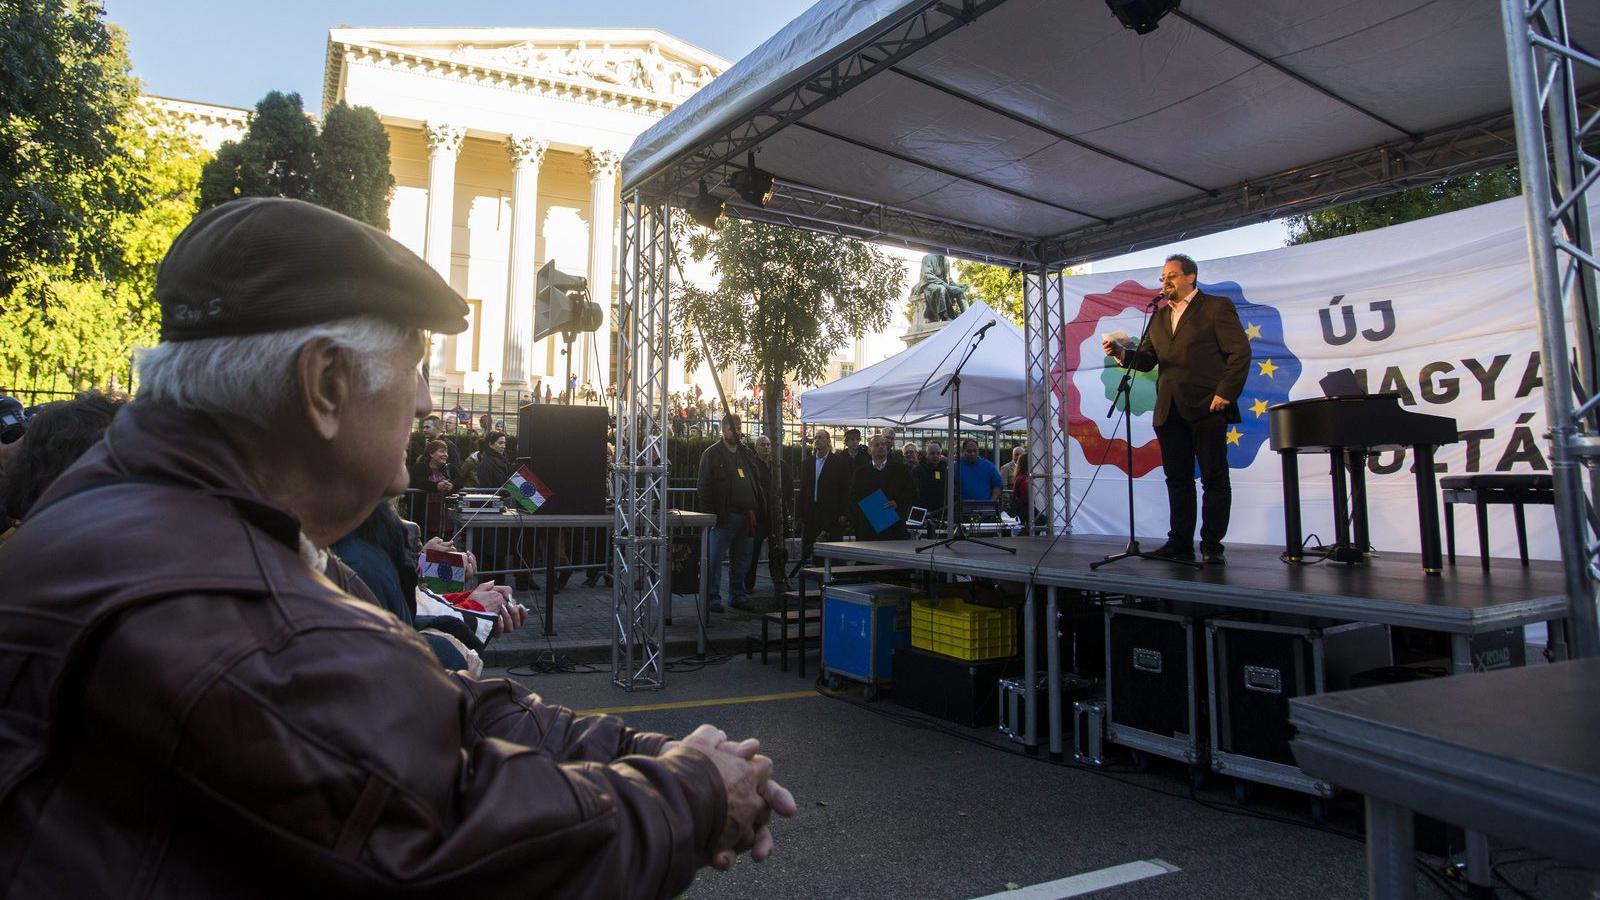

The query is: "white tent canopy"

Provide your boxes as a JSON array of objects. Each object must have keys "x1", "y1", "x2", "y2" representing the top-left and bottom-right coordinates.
[{"x1": 799, "y1": 300, "x2": 1024, "y2": 428}]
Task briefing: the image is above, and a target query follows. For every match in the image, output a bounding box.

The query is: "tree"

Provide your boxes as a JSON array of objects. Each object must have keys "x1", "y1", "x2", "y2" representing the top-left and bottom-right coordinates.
[
  {"x1": 0, "y1": 0, "x2": 144, "y2": 293},
  {"x1": 952, "y1": 261, "x2": 1025, "y2": 325},
  {"x1": 314, "y1": 103, "x2": 395, "y2": 228},
  {"x1": 197, "y1": 93, "x2": 394, "y2": 228},
  {"x1": 199, "y1": 91, "x2": 319, "y2": 210},
  {"x1": 0, "y1": 105, "x2": 204, "y2": 393},
  {"x1": 672, "y1": 218, "x2": 906, "y2": 570},
  {"x1": 944, "y1": 260, "x2": 1087, "y2": 326},
  {"x1": 1287, "y1": 166, "x2": 1521, "y2": 244}
]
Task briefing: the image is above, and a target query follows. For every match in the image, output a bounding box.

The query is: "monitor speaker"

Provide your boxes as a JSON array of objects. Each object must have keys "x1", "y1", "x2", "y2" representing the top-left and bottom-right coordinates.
[{"x1": 515, "y1": 404, "x2": 607, "y2": 515}]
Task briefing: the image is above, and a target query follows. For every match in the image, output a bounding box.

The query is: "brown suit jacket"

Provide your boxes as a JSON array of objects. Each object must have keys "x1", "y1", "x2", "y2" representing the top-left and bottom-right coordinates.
[{"x1": 1125, "y1": 290, "x2": 1252, "y2": 425}]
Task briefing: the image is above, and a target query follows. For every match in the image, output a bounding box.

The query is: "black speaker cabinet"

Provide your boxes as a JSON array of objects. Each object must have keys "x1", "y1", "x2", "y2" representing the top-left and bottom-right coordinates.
[
  {"x1": 1105, "y1": 604, "x2": 1207, "y2": 766},
  {"x1": 890, "y1": 646, "x2": 1019, "y2": 727},
  {"x1": 1206, "y1": 618, "x2": 1390, "y2": 796},
  {"x1": 515, "y1": 404, "x2": 608, "y2": 515}
]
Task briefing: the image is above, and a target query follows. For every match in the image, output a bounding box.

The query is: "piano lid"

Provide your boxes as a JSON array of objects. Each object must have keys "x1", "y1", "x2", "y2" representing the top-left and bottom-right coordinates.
[
  {"x1": 1267, "y1": 392, "x2": 1458, "y2": 451},
  {"x1": 1267, "y1": 391, "x2": 1405, "y2": 412}
]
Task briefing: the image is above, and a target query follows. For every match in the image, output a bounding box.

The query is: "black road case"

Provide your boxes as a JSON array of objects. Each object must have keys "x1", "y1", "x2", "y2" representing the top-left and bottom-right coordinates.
[
  {"x1": 1105, "y1": 604, "x2": 1207, "y2": 766},
  {"x1": 1206, "y1": 617, "x2": 1390, "y2": 796}
]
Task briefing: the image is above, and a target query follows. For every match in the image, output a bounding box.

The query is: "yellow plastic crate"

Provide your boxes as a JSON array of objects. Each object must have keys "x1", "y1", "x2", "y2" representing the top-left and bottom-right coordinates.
[{"x1": 910, "y1": 597, "x2": 1017, "y2": 661}]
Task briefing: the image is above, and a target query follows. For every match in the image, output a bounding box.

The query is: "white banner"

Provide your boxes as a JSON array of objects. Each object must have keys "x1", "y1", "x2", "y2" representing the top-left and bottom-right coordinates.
[{"x1": 1061, "y1": 195, "x2": 1565, "y2": 561}]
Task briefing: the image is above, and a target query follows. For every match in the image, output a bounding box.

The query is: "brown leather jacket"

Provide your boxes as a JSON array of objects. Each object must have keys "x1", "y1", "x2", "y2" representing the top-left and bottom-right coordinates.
[{"x1": 0, "y1": 402, "x2": 725, "y2": 898}]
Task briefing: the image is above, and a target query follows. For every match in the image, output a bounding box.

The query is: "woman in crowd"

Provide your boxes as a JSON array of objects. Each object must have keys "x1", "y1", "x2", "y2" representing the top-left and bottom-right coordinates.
[
  {"x1": 476, "y1": 430, "x2": 512, "y2": 489},
  {"x1": 409, "y1": 438, "x2": 456, "y2": 538}
]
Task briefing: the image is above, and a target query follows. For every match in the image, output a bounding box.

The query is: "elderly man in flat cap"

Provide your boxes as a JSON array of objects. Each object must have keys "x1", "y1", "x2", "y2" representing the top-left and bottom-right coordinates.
[{"x1": 0, "y1": 198, "x2": 793, "y2": 898}]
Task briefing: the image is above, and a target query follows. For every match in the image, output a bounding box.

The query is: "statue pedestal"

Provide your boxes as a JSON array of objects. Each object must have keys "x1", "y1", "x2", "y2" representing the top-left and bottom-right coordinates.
[{"x1": 902, "y1": 317, "x2": 946, "y2": 348}]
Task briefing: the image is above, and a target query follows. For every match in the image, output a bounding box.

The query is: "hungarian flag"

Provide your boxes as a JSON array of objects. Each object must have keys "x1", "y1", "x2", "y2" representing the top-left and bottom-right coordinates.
[{"x1": 505, "y1": 465, "x2": 552, "y2": 513}]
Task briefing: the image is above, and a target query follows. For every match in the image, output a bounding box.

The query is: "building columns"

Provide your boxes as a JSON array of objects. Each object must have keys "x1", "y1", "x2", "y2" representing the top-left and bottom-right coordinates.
[
  {"x1": 423, "y1": 121, "x2": 465, "y2": 385},
  {"x1": 502, "y1": 135, "x2": 548, "y2": 394},
  {"x1": 585, "y1": 148, "x2": 622, "y2": 394}
]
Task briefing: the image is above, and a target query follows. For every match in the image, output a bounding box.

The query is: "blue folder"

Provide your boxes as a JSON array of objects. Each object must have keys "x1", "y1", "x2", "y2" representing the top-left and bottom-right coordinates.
[{"x1": 857, "y1": 489, "x2": 901, "y2": 534}]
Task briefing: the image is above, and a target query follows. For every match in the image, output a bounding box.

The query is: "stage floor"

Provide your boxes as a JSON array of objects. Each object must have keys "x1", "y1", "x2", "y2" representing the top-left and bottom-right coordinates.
[{"x1": 814, "y1": 534, "x2": 1569, "y2": 634}]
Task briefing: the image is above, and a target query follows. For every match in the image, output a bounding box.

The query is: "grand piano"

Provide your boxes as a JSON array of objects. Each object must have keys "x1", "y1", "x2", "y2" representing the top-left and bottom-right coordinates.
[{"x1": 1268, "y1": 392, "x2": 1460, "y2": 575}]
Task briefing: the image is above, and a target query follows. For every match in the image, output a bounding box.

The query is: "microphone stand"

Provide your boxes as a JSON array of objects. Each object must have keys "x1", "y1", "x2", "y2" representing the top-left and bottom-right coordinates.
[
  {"x1": 1092, "y1": 296, "x2": 1201, "y2": 570},
  {"x1": 918, "y1": 324, "x2": 1014, "y2": 554}
]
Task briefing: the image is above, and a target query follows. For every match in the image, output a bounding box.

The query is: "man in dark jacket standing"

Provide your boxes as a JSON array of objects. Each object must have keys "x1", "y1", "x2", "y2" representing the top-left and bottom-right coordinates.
[
  {"x1": 842, "y1": 427, "x2": 871, "y2": 471},
  {"x1": 912, "y1": 440, "x2": 947, "y2": 526},
  {"x1": 1104, "y1": 253, "x2": 1251, "y2": 565},
  {"x1": 697, "y1": 412, "x2": 765, "y2": 611},
  {"x1": 850, "y1": 433, "x2": 918, "y2": 541},
  {"x1": 796, "y1": 430, "x2": 853, "y2": 563},
  {"x1": 0, "y1": 198, "x2": 794, "y2": 898},
  {"x1": 745, "y1": 434, "x2": 790, "y2": 595}
]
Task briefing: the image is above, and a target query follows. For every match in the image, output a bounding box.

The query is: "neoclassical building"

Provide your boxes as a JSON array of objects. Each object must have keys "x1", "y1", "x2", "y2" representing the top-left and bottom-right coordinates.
[
  {"x1": 147, "y1": 25, "x2": 912, "y2": 404},
  {"x1": 321, "y1": 27, "x2": 727, "y2": 396}
]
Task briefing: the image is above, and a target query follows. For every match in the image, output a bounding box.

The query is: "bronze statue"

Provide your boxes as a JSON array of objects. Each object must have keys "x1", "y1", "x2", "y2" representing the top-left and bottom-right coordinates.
[{"x1": 910, "y1": 253, "x2": 969, "y2": 322}]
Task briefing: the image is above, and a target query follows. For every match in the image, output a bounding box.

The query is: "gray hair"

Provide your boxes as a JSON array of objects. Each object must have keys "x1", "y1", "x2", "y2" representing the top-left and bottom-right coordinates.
[{"x1": 136, "y1": 316, "x2": 416, "y2": 428}]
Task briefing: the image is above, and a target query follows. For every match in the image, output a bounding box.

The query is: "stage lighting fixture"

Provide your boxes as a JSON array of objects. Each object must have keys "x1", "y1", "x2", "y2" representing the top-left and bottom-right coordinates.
[
  {"x1": 687, "y1": 179, "x2": 726, "y2": 228},
  {"x1": 729, "y1": 152, "x2": 775, "y2": 207},
  {"x1": 1105, "y1": 0, "x2": 1180, "y2": 35}
]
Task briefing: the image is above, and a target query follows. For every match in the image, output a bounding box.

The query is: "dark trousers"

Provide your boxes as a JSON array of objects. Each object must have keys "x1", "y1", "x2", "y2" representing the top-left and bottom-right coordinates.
[
  {"x1": 797, "y1": 512, "x2": 843, "y2": 569},
  {"x1": 745, "y1": 524, "x2": 787, "y2": 592},
  {"x1": 1154, "y1": 411, "x2": 1231, "y2": 550}
]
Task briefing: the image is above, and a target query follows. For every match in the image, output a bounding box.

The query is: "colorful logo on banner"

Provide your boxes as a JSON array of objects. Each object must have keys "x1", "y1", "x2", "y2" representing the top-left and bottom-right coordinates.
[{"x1": 1060, "y1": 279, "x2": 1301, "y2": 476}]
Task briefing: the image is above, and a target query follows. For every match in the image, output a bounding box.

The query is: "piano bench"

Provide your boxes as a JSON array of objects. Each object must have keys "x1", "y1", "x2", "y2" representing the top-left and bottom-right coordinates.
[{"x1": 1440, "y1": 474, "x2": 1553, "y2": 571}]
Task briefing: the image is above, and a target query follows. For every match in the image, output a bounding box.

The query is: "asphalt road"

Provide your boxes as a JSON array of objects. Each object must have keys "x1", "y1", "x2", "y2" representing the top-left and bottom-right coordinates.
[{"x1": 490, "y1": 658, "x2": 1589, "y2": 900}]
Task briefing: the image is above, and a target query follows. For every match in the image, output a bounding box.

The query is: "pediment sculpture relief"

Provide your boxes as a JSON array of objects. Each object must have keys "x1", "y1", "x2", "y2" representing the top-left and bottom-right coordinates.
[{"x1": 448, "y1": 40, "x2": 719, "y2": 99}]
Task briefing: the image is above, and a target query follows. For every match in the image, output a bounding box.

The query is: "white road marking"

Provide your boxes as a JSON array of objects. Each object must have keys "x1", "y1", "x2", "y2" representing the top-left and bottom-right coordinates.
[{"x1": 967, "y1": 859, "x2": 1181, "y2": 900}]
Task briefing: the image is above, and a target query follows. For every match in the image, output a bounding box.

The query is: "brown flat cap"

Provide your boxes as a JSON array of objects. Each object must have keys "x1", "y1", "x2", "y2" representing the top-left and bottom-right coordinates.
[{"x1": 156, "y1": 197, "x2": 468, "y2": 341}]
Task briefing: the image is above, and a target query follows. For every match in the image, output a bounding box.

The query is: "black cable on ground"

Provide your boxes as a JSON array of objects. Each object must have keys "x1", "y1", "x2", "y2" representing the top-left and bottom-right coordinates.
[
  {"x1": 505, "y1": 653, "x2": 606, "y2": 677},
  {"x1": 665, "y1": 651, "x2": 738, "y2": 674}
]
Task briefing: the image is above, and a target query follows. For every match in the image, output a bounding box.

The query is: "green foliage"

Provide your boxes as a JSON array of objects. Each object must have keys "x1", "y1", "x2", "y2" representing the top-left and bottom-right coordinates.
[
  {"x1": 0, "y1": 106, "x2": 204, "y2": 392},
  {"x1": 952, "y1": 261, "x2": 1026, "y2": 325},
  {"x1": 1286, "y1": 166, "x2": 1521, "y2": 244},
  {"x1": 196, "y1": 140, "x2": 247, "y2": 209},
  {"x1": 314, "y1": 103, "x2": 395, "y2": 228},
  {"x1": 673, "y1": 218, "x2": 904, "y2": 391},
  {"x1": 0, "y1": 1, "x2": 144, "y2": 293},
  {"x1": 199, "y1": 91, "x2": 317, "y2": 208},
  {"x1": 198, "y1": 94, "x2": 394, "y2": 228}
]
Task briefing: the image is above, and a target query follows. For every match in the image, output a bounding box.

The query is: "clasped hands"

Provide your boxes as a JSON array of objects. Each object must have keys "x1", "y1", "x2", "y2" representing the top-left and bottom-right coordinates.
[{"x1": 669, "y1": 724, "x2": 798, "y2": 870}]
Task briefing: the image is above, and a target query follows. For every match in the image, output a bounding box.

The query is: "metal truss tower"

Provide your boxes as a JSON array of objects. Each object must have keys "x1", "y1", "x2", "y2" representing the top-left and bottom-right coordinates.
[
  {"x1": 1501, "y1": 0, "x2": 1600, "y2": 657},
  {"x1": 1024, "y1": 269, "x2": 1070, "y2": 533},
  {"x1": 612, "y1": 197, "x2": 673, "y2": 688}
]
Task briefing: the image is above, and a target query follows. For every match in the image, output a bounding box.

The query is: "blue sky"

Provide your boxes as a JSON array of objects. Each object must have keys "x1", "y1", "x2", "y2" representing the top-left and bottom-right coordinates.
[
  {"x1": 102, "y1": 0, "x2": 1289, "y2": 263},
  {"x1": 104, "y1": 0, "x2": 818, "y2": 109}
]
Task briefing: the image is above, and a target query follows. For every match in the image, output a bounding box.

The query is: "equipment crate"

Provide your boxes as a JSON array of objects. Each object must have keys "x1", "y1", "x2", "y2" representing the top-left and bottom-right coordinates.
[{"x1": 911, "y1": 597, "x2": 1017, "y2": 660}]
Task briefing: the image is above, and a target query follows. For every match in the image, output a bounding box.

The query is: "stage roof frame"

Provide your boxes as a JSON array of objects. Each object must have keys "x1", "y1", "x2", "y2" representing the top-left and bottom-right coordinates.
[{"x1": 621, "y1": 0, "x2": 1599, "y2": 269}]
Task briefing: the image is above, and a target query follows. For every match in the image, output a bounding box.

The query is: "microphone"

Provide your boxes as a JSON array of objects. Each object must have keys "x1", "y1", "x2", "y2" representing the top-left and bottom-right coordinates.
[
  {"x1": 1148, "y1": 290, "x2": 1167, "y2": 309},
  {"x1": 976, "y1": 318, "x2": 997, "y2": 335}
]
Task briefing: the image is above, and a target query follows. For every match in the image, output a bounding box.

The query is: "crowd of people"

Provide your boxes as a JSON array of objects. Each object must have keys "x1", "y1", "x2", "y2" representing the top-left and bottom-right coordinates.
[
  {"x1": 695, "y1": 414, "x2": 1031, "y2": 611},
  {"x1": 0, "y1": 197, "x2": 793, "y2": 896}
]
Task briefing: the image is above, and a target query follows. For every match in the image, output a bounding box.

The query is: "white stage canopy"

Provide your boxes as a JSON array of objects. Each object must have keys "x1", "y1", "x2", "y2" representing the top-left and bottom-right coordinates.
[
  {"x1": 623, "y1": 0, "x2": 1598, "y2": 268},
  {"x1": 799, "y1": 300, "x2": 1024, "y2": 427}
]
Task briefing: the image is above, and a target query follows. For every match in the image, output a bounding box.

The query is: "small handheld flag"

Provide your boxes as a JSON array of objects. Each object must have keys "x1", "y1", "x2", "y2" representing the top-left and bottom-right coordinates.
[
  {"x1": 505, "y1": 465, "x2": 552, "y2": 513},
  {"x1": 419, "y1": 547, "x2": 468, "y2": 593}
]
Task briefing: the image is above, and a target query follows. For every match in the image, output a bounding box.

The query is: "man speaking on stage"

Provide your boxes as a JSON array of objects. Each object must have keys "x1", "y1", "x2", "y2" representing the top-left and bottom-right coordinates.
[{"x1": 1101, "y1": 254, "x2": 1251, "y2": 565}]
